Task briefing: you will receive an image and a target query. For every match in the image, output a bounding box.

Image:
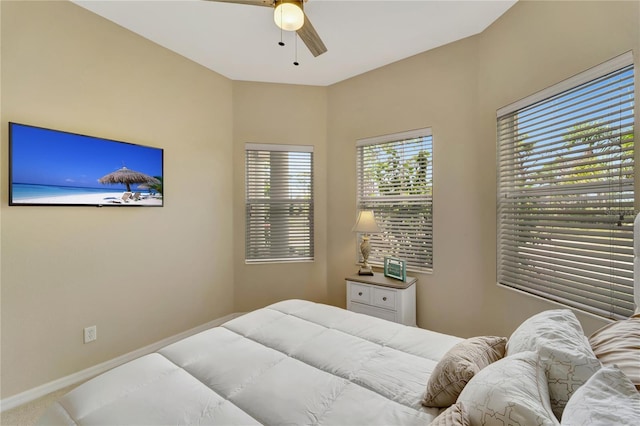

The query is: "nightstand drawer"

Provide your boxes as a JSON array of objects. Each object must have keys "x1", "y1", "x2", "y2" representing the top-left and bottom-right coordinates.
[
  {"x1": 349, "y1": 283, "x2": 371, "y2": 304},
  {"x1": 349, "y1": 302, "x2": 397, "y2": 322},
  {"x1": 372, "y1": 287, "x2": 396, "y2": 310}
]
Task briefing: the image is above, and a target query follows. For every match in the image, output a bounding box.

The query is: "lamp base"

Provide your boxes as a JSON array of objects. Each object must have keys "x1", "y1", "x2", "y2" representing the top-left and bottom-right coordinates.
[{"x1": 358, "y1": 266, "x2": 374, "y2": 276}]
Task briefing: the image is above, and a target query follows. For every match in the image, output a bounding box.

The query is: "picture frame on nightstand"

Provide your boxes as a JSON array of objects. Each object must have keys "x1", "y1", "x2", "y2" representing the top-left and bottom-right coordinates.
[{"x1": 383, "y1": 256, "x2": 406, "y2": 281}]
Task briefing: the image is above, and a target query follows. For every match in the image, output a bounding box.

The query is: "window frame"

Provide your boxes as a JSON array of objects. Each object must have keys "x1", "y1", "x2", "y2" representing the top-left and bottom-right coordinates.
[
  {"x1": 245, "y1": 143, "x2": 314, "y2": 263},
  {"x1": 496, "y1": 52, "x2": 635, "y2": 320},
  {"x1": 356, "y1": 128, "x2": 434, "y2": 273}
]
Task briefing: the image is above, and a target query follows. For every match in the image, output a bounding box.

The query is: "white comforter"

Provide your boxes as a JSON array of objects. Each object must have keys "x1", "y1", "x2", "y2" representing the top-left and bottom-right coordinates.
[{"x1": 39, "y1": 299, "x2": 462, "y2": 425}]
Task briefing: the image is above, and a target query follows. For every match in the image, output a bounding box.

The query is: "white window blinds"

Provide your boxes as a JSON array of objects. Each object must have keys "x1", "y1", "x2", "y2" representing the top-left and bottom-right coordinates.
[
  {"x1": 497, "y1": 53, "x2": 635, "y2": 319},
  {"x1": 356, "y1": 129, "x2": 433, "y2": 272},
  {"x1": 245, "y1": 144, "x2": 314, "y2": 262}
]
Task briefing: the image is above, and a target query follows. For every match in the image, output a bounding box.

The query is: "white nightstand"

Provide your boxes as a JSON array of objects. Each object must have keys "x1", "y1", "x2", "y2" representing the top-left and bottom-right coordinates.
[{"x1": 346, "y1": 273, "x2": 417, "y2": 326}]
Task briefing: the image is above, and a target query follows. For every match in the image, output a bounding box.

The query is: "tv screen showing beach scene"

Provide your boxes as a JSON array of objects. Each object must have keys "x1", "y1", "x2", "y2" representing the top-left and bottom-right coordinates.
[{"x1": 9, "y1": 122, "x2": 163, "y2": 207}]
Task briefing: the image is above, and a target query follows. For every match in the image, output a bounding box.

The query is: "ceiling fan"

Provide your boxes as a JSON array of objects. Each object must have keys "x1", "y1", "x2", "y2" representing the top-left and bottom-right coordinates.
[{"x1": 205, "y1": 0, "x2": 327, "y2": 57}]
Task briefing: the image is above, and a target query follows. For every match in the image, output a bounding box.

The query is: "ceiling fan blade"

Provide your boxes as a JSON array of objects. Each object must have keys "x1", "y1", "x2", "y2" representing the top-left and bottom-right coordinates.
[
  {"x1": 206, "y1": 0, "x2": 326, "y2": 57},
  {"x1": 203, "y1": 0, "x2": 273, "y2": 7},
  {"x1": 297, "y1": 13, "x2": 327, "y2": 57}
]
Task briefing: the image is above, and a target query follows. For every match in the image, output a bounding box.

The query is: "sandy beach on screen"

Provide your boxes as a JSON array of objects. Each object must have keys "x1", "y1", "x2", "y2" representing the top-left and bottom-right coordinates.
[{"x1": 14, "y1": 192, "x2": 163, "y2": 206}]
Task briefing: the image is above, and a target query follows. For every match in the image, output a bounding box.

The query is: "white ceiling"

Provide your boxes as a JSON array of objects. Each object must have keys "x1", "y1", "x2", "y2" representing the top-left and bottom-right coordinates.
[{"x1": 72, "y1": 0, "x2": 517, "y2": 86}]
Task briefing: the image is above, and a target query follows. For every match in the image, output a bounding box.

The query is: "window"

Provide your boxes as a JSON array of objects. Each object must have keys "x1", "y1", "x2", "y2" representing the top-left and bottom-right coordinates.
[
  {"x1": 497, "y1": 53, "x2": 634, "y2": 319},
  {"x1": 245, "y1": 144, "x2": 313, "y2": 262},
  {"x1": 356, "y1": 128, "x2": 433, "y2": 272}
]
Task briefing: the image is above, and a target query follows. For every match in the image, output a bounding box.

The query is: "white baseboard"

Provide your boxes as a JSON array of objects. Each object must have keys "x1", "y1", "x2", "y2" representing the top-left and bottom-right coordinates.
[{"x1": 0, "y1": 312, "x2": 244, "y2": 413}]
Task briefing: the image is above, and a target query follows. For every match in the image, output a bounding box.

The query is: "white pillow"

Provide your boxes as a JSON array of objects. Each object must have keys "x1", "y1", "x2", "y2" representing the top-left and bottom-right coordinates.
[
  {"x1": 506, "y1": 309, "x2": 588, "y2": 356},
  {"x1": 538, "y1": 345, "x2": 602, "y2": 418},
  {"x1": 457, "y1": 351, "x2": 559, "y2": 426},
  {"x1": 561, "y1": 366, "x2": 640, "y2": 425},
  {"x1": 507, "y1": 309, "x2": 601, "y2": 419}
]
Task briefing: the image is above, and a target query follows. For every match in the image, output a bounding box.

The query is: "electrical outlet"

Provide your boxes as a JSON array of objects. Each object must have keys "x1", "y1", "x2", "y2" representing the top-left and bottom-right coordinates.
[{"x1": 84, "y1": 326, "x2": 97, "y2": 344}]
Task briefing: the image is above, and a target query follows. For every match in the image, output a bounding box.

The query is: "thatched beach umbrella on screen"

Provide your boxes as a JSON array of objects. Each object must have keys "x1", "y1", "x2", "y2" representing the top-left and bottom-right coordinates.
[
  {"x1": 98, "y1": 167, "x2": 160, "y2": 192},
  {"x1": 136, "y1": 182, "x2": 155, "y2": 195}
]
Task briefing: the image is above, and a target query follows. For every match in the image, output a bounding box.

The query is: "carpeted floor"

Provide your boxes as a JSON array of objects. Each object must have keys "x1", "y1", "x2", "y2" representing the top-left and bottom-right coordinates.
[{"x1": 1, "y1": 383, "x2": 80, "y2": 426}]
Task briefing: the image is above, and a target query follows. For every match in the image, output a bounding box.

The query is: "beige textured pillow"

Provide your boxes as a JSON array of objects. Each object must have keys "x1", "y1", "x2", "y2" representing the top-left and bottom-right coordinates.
[
  {"x1": 429, "y1": 402, "x2": 470, "y2": 426},
  {"x1": 588, "y1": 313, "x2": 640, "y2": 390},
  {"x1": 422, "y1": 336, "x2": 507, "y2": 408}
]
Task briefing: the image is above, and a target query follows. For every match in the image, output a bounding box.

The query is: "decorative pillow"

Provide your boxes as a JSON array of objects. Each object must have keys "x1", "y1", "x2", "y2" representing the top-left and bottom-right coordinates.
[
  {"x1": 537, "y1": 345, "x2": 602, "y2": 419},
  {"x1": 561, "y1": 365, "x2": 640, "y2": 425},
  {"x1": 588, "y1": 313, "x2": 640, "y2": 390},
  {"x1": 506, "y1": 309, "x2": 601, "y2": 419},
  {"x1": 506, "y1": 309, "x2": 587, "y2": 356},
  {"x1": 429, "y1": 402, "x2": 470, "y2": 426},
  {"x1": 422, "y1": 336, "x2": 507, "y2": 408},
  {"x1": 457, "y1": 351, "x2": 559, "y2": 426}
]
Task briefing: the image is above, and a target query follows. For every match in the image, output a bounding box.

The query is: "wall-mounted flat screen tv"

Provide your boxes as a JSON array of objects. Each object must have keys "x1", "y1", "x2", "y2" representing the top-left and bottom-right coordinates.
[{"x1": 9, "y1": 122, "x2": 164, "y2": 207}]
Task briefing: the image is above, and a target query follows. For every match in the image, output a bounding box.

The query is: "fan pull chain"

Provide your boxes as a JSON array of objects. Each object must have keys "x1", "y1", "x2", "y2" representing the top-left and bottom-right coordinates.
[
  {"x1": 293, "y1": 34, "x2": 299, "y2": 66},
  {"x1": 278, "y1": 7, "x2": 284, "y2": 46}
]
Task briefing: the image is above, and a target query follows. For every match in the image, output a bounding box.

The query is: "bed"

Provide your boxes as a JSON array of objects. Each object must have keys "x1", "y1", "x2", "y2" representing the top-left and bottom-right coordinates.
[
  {"x1": 38, "y1": 299, "x2": 461, "y2": 425},
  {"x1": 38, "y1": 298, "x2": 639, "y2": 426}
]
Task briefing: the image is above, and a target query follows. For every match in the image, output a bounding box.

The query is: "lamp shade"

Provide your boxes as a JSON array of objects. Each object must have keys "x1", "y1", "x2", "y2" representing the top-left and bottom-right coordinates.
[
  {"x1": 274, "y1": 1, "x2": 304, "y2": 31},
  {"x1": 352, "y1": 210, "x2": 381, "y2": 233}
]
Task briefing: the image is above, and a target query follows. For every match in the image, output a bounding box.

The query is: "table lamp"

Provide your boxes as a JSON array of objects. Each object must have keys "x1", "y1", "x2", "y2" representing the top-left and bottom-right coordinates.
[{"x1": 352, "y1": 210, "x2": 381, "y2": 275}]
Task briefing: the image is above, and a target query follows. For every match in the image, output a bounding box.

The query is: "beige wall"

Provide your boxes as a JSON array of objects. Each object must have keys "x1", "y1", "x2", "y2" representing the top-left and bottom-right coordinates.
[
  {"x1": 327, "y1": 36, "x2": 485, "y2": 336},
  {"x1": 327, "y1": 0, "x2": 640, "y2": 338},
  {"x1": 476, "y1": 0, "x2": 640, "y2": 335},
  {"x1": 232, "y1": 82, "x2": 328, "y2": 312},
  {"x1": 1, "y1": 0, "x2": 235, "y2": 398}
]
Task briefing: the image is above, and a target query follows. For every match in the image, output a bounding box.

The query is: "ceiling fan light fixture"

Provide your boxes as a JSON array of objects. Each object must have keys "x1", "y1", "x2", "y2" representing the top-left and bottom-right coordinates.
[{"x1": 274, "y1": 1, "x2": 304, "y2": 32}]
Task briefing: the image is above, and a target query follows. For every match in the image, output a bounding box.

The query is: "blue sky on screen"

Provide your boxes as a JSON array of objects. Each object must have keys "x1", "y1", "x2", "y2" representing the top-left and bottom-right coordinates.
[{"x1": 11, "y1": 124, "x2": 163, "y2": 189}]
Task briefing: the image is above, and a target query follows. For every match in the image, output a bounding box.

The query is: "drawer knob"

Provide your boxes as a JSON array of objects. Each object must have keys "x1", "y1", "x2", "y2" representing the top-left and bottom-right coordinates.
[
  {"x1": 358, "y1": 292, "x2": 363, "y2": 296},
  {"x1": 383, "y1": 296, "x2": 387, "y2": 301}
]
